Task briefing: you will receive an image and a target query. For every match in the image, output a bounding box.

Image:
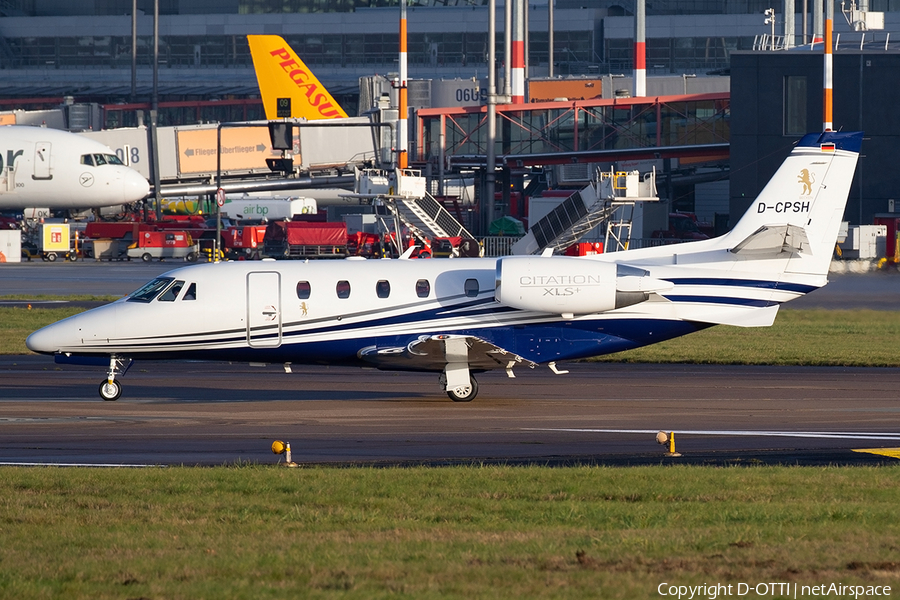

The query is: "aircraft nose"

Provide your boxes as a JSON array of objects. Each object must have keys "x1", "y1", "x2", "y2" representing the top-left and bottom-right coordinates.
[
  {"x1": 26, "y1": 306, "x2": 117, "y2": 355},
  {"x1": 122, "y1": 169, "x2": 151, "y2": 203},
  {"x1": 26, "y1": 322, "x2": 69, "y2": 354}
]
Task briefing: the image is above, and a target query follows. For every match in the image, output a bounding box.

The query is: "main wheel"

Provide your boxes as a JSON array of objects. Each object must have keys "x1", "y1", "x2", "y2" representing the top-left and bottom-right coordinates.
[
  {"x1": 447, "y1": 376, "x2": 478, "y2": 402},
  {"x1": 99, "y1": 380, "x2": 122, "y2": 401},
  {"x1": 141, "y1": 252, "x2": 152, "y2": 262}
]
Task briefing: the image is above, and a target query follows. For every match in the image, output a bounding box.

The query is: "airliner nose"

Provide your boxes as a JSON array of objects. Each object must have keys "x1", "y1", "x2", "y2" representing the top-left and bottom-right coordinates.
[{"x1": 122, "y1": 169, "x2": 151, "y2": 203}]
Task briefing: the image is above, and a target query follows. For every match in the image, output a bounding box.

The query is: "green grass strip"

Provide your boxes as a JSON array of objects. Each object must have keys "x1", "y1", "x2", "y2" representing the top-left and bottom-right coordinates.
[
  {"x1": 0, "y1": 464, "x2": 898, "y2": 599},
  {"x1": 592, "y1": 309, "x2": 900, "y2": 367}
]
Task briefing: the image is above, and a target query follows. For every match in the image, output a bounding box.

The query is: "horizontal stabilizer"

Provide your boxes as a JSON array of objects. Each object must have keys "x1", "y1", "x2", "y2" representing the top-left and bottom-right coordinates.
[
  {"x1": 729, "y1": 224, "x2": 811, "y2": 256},
  {"x1": 681, "y1": 304, "x2": 781, "y2": 327}
]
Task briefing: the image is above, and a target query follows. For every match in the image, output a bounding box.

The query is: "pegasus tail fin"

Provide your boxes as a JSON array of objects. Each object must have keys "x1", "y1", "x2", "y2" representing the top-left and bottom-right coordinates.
[{"x1": 247, "y1": 35, "x2": 349, "y2": 121}]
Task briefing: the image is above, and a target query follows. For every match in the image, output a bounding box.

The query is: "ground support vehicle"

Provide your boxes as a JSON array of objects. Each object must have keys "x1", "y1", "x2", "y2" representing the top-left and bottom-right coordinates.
[
  {"x1": 263, "y1": 221, "x2": 347, "y2": 259},
  {"x1": 126, "y1": 231, "x2": 199, "y2": 262},
  {"x1": 223, "y1": 225, "x2": 267, "y2": 260}
]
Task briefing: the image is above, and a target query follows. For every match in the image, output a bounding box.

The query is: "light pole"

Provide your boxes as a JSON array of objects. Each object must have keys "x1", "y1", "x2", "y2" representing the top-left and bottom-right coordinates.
[{"x1": 764, "y1": 8, "x2": 777, "y2": 49}]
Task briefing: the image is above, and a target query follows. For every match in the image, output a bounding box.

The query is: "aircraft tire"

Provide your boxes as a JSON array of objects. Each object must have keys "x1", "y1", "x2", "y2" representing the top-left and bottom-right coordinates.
[
  {"x1": 447, "y1": 376, "x2": 478, "y2": 402},
  {"x1": 99, "y1": 380, "x2": 122, "y2": 401},
  {"x1": 141, "y1": 253, "x2": 152, "y2": 262}
]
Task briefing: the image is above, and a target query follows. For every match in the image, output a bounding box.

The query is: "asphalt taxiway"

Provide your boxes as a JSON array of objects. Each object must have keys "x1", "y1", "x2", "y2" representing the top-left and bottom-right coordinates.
[
  {"x1": 2, "y1": 262, "x2": 900, "y2": 466},
  {"x1": 1, "y1": 357, "x2": 898, "y2": 466}
]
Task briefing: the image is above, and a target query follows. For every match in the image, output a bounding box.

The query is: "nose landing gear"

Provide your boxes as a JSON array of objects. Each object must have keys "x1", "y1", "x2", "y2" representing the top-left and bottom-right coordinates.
[{"x1": 99, "y1": 355, "x2": 133, "y2": 401}]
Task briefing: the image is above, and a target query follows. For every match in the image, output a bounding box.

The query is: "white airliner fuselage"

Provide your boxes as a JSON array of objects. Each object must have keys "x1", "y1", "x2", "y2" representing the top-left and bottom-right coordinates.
[
  {"x1": 0, "y1": 125, "x2": 150, "y2": 211},
  {"x1": 27, "y1": 131, "x2": 862, "y2": 402}
]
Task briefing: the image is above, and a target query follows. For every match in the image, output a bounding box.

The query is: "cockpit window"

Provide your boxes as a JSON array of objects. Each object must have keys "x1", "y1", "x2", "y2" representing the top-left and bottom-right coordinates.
[
  {"x1": 87, "y1": 153, "x2": 125, "y2": 166},
  {"x1": 127, "y1": 277, "x2": 174, "y2": 303},
  {"x1": 183, "y1": 282, "x2": 197, "y2": 301},
  {"x1": 158, "y1": 280, "x2": 185, "y2": 302}
]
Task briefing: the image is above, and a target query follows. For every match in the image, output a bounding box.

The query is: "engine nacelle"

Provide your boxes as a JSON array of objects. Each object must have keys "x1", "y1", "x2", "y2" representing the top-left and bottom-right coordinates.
[
  {"x1": 495, "y1": 256, "x2": 617, "y2": 314},
  {"x1": 495, "y1": 256, "x2": 672, "y2": 316}
]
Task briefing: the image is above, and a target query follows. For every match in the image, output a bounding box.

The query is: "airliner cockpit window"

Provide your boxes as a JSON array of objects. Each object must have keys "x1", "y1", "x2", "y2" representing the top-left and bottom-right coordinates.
[
  {"x1": 158, "y1": 280, "x2": 185, "y2": 302},
  {"x1": 80, "y1": 154, "x2": 95, "y2": 166},
  {"x1": 127, "y1": 277, "x2": 174, "y2": 303},
  {"x1": 104, "y1": 153, "x2": 125, "y2": 165},
  {"x1": 93, "y1": 154, "x2": 108, "y2": 166}
]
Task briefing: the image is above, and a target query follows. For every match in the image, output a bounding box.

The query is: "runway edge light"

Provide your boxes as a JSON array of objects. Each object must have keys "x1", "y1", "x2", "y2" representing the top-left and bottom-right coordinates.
[
  {"x1": 656, "y1": 431, "x2": 682, "y2": 458},
  {"x1": 271, "y1": 440, "x2": 297, "y2": 467}
]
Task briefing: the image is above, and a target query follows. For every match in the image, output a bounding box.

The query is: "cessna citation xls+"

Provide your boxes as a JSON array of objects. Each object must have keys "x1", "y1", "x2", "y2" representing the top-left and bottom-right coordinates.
[{"x1": 27, "y1": 131, "x2": 862, "y2": 402}]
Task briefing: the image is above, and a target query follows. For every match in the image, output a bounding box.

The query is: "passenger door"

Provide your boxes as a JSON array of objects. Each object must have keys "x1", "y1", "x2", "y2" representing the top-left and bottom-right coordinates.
[{"x1": 247, "y1": 271, "x2": 281, "y2": 348}]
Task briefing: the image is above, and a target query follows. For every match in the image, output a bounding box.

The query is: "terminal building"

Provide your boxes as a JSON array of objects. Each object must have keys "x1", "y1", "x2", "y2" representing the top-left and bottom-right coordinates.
[{"x1": 1, "y1": 1, "x2": 899, "y2": 235}]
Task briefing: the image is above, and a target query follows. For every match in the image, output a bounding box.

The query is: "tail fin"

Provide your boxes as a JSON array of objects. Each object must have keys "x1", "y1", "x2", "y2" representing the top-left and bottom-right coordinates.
[
  {"x1": 726, "y1": 131, "x2": 862, "y2": 277},
  {"x1": 247, "y1": 35, "x2": 349, "y2": 121}
]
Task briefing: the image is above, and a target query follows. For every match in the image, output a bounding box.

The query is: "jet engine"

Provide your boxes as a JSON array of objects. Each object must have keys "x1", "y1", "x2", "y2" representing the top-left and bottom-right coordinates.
[{"x1": 495, "y1": 256, "x2": 672, "y2": 315}]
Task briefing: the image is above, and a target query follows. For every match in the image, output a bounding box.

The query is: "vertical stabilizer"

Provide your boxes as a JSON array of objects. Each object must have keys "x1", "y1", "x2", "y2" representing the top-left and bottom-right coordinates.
[
  {"x1": 726, "y1": 131, "x2": 861, "y2": 277},
  {"x1": 247, "y1": 35, "x2": 349, "y2": 121}
]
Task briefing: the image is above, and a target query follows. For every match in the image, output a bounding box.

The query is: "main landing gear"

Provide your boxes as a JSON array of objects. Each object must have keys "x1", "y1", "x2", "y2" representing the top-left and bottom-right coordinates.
[
  {"x1": 99, "y1": 355, "x2": 132, "y2": 401},
  {"x1": 447, "y1": 376, "x2": 478, "y2": 402},
  {"x1": 439, "y1": 336, "x2": 479, "y2": 402},
  {"x1": 439, "y1": 372, "x2": 478, "y2": 402}
]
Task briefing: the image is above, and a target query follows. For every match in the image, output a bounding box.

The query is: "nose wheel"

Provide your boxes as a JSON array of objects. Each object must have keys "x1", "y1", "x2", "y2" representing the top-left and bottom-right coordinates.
[
  {"x1": 99, "y1": 380, "x2": 122, "y2": 401},
  {"x1": 98, "y1": 355, "x2": 132, "y2": 401}
]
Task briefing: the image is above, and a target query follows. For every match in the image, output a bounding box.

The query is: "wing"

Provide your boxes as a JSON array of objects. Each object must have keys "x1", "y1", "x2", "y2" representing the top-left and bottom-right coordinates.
[{"x1": 357, "y1": 334, "x2": 537, "y2": 374}]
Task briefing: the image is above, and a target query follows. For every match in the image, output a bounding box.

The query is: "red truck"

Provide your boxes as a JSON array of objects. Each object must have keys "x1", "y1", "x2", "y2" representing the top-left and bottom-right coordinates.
[
  {"x1": 263, "y1": 221, "x2": 347, "y2": 259},
  {"x1": 222, "y1": 225, "x2": 268, "y2": 260}
]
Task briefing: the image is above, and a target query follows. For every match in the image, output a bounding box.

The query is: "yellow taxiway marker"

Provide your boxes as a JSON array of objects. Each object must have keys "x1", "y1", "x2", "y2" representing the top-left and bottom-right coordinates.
[{"x1": 852, "y1": 448, "x2": 900, "y2": 460}]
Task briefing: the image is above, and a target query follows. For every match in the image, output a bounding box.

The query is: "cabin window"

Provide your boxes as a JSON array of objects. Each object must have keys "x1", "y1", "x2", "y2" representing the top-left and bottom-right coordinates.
[
  {"x1": 296, "y1": 281, "x2": 311, "y2": 299},
  {"x1": 464, "y1": 278, "x2": 479, "y2": 298},
  {"x1": 80, "y1": 154, "x2": 95, "y2": 166},
  {"x1": 127, "y1": 277, "x2": 174, "y2": 303},
  {"x1": 376, "y1": 280, "x2": 390, "y2": 299},
  {"x1": 158, "y1": 280, "x2": 185, "y2": 302},
  {"x1": 183, "y1": 282, "x2": 197, "y2": 301},
  {"x1": 416, "y1": 279, "x2": 430, "y2": 298},
  {"x1": 336, "y1": 280, "x2": 351, "y2": 299}
]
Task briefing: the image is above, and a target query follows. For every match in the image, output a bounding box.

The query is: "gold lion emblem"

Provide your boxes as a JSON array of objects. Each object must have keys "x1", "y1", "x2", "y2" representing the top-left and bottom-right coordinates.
[{"x1": 797, "y1": 169, "x2": 815, "y2": 195}]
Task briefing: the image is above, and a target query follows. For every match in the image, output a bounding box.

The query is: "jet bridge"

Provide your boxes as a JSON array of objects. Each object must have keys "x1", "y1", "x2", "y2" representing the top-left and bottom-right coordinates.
[{"x1": 511, "y1": 168, "x2": 658, "y2": 256}]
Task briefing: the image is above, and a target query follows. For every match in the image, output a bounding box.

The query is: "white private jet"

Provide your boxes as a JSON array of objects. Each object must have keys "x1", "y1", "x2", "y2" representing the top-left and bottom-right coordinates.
[
  {"x1": 0, "y1": 125, "x2": 150, "y2": 212},
  {"x1": 27, "y1": 131, "x2": 861, "y2": 402}
]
